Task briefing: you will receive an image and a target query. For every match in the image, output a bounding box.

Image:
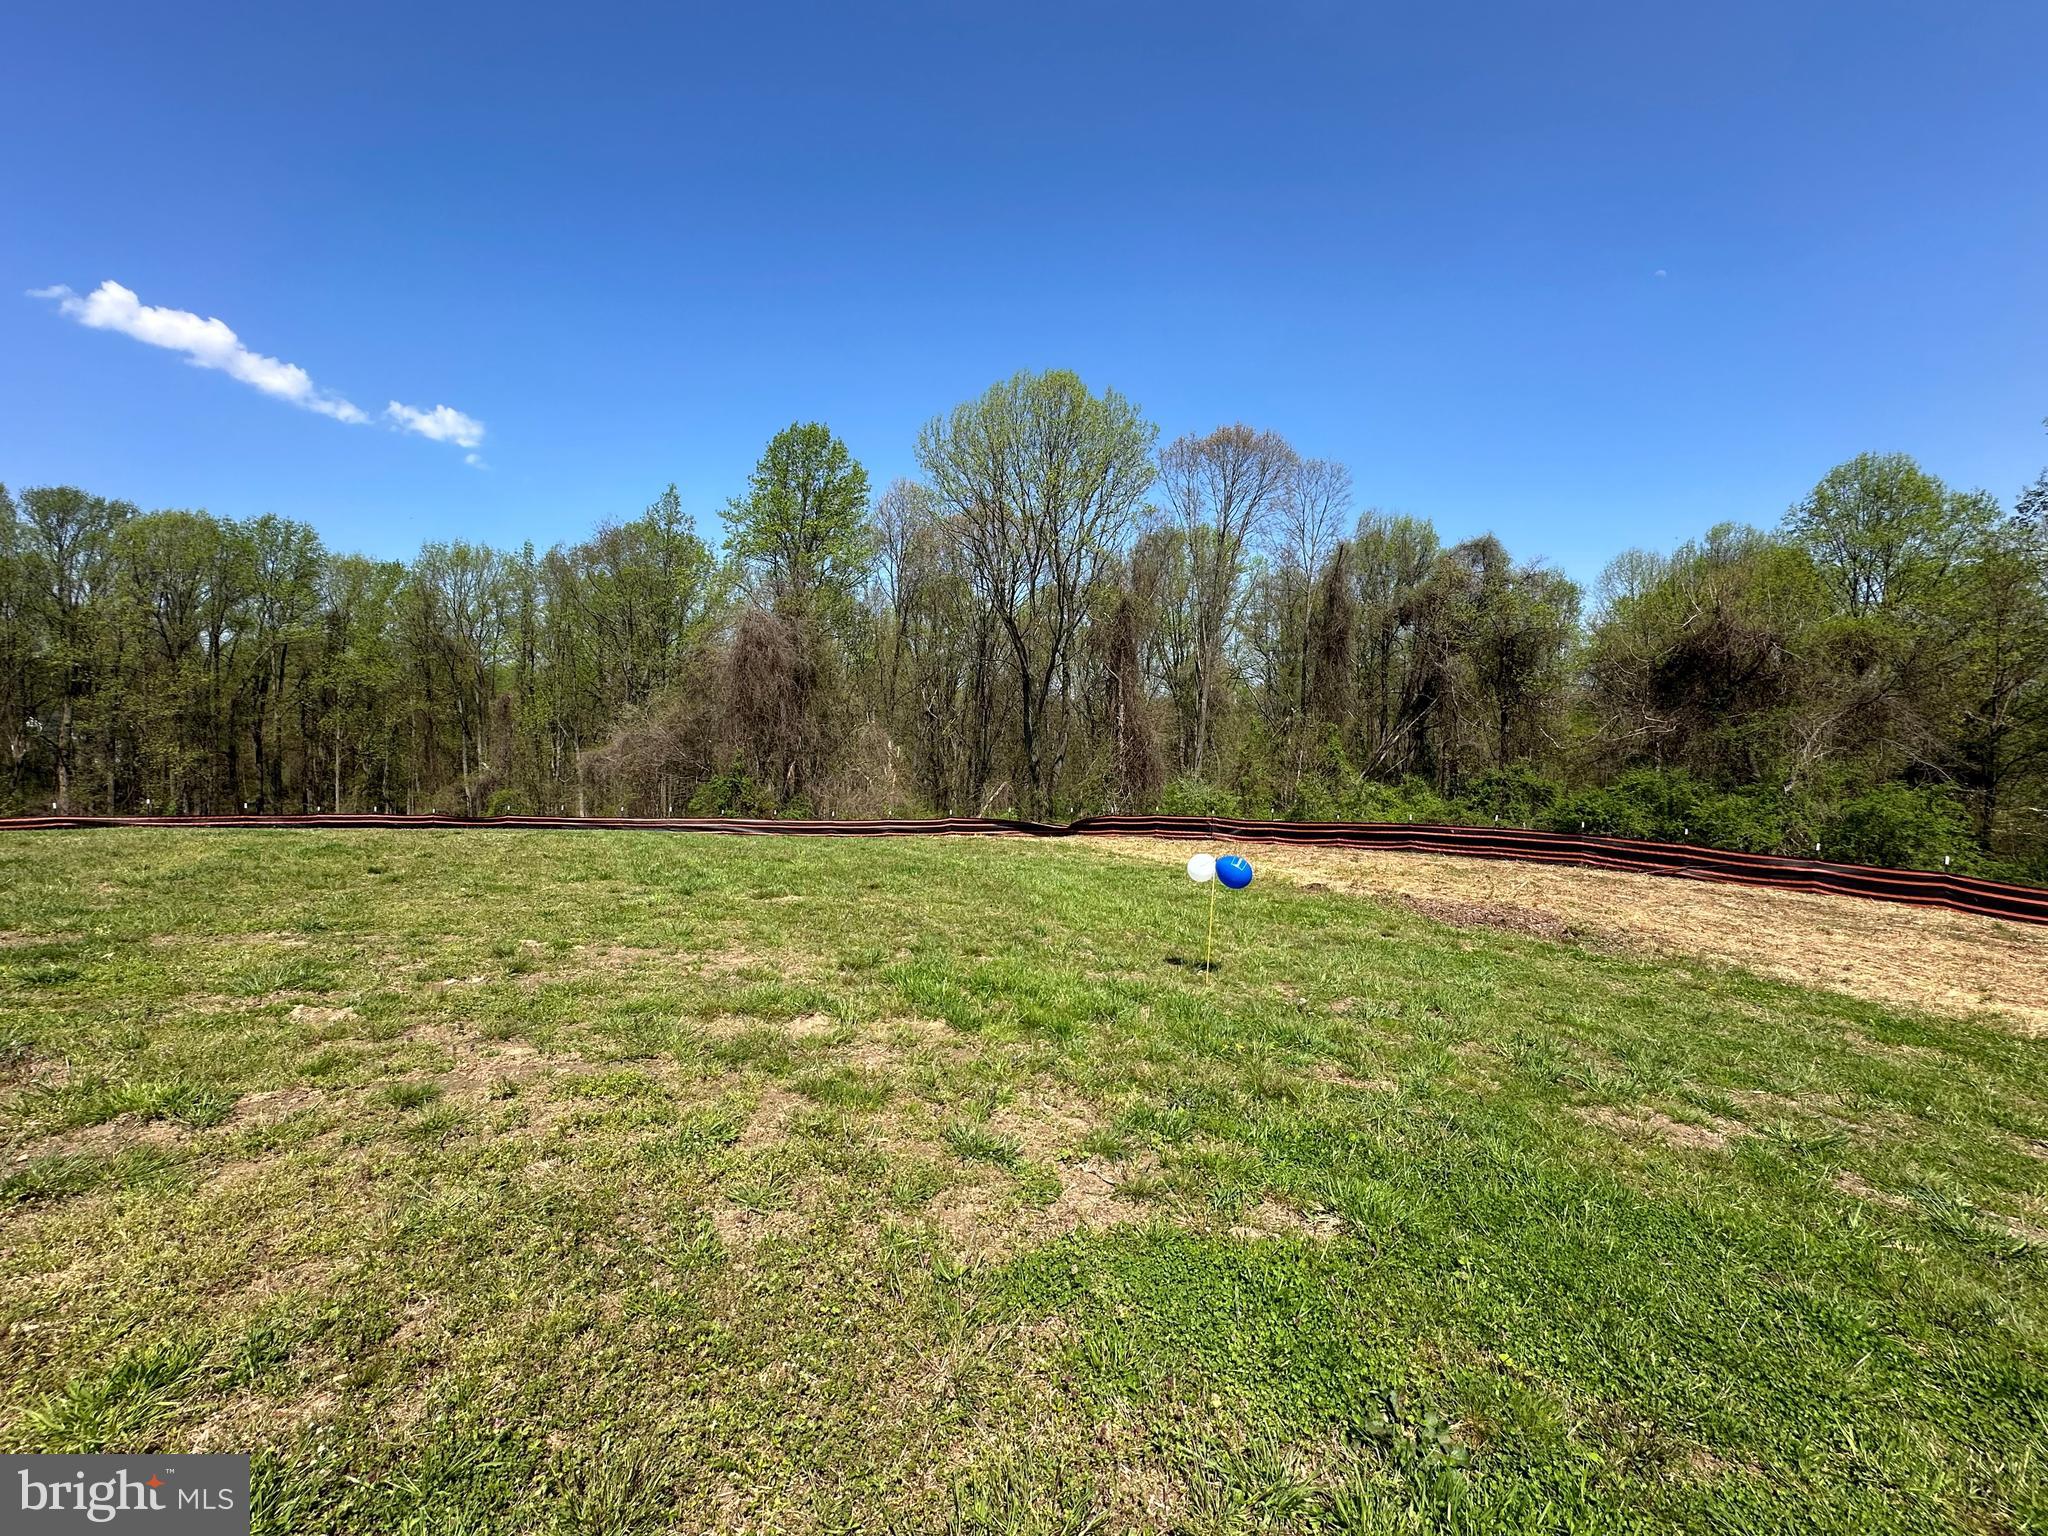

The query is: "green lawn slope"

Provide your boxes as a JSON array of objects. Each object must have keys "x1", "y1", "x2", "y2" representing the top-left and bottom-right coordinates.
[{"x1": 1, "y1": 831, "x2": 2043, "y2": 1534}]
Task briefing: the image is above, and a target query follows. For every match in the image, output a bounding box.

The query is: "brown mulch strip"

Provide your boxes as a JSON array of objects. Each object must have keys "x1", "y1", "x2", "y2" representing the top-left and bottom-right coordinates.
[{"x1": 1401, "y1": 897, "x2": 1577, "y2": 943}]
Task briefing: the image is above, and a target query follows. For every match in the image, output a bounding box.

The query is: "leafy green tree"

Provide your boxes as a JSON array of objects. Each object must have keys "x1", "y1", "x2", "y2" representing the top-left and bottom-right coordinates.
[
  {"x1": 113, "y1": 510, "x2": 231, "y2": 810},
  {"x1": 16, "y1": 487, "x2": 131, "y2": 809},
  {"x1": 1940, "y1": 513, "x2": 2048, "y2": 846},
  {"x1": 1350, "y1": 512, "x2": 1439, "y2": 770},
  {"x1": 241, "y1": 515, "x2": 324, "y2": 810},
  {"x1": 1785, "y1": 452, "x2": 1988, "y2": 618},
  {"x1": 562, "y1": 487, "x2": 719, "y2": 714},
  {"x1": 2016, "y1": 418, "x2": 2047, "y2": 535},
  {"x1": 718, "y1": 430, "x2": 871, "y2": 808},
  {"x1": 316, "y1": 554, "x2": 405, "y2": 812},
  {"x1": 1587, "y1": 524, "x2": 1823, "y2": 784},
  {"x1": 1468, "y1": 553, "x2": 1579, "y2": 768},
  {"x1": 725, "y1": 423, "x2": 873, "y2": 620},
  {"x1": 0, "y1": 485, "x2": 37, "y2": 803}
]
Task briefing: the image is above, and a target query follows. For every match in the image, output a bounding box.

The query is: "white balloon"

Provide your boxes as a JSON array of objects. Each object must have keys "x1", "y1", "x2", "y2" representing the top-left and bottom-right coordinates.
[{"x1": 1186, "y1": 853, "x2": 1216, "y2": 883}]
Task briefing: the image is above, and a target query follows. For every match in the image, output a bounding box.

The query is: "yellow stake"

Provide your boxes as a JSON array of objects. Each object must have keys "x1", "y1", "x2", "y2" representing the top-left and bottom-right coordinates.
[{"x1": 1203, "y1": 869, "x2": 1218, "y2": 976}]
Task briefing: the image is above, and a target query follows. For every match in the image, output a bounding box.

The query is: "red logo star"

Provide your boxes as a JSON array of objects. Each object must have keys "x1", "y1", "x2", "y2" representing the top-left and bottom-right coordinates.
[{"x1": 147, "y1": 1476, "x2": 163, "y2": 1488}]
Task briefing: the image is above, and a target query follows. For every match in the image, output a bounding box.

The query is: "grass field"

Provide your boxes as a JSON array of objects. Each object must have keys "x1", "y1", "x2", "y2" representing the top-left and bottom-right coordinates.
[{"x1": 2, "y1": 829, "x2": 2045, "y2": 1534}]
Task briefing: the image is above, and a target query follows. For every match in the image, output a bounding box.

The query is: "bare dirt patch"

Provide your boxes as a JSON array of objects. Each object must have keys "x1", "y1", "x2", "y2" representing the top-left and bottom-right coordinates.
[
  {"x1": 1404, "y1": 896, "x2": 1578, "y2": 943},
  {"x1": 690, "y1": 943, "x2": 778, "y2": 979},
  {"x1": 1573, "y1": 1104, "x2": 1744, "y2": 1152},
  {"x1": 1310, "y1": 1062, "x2": 1396, "y2": 1093},
  {"x1": 1833, "y1": 1171, "x2": 1912, "y2": 1210},
  {"x1": 232, "y1": 1253, "x2": 347, "y2": 1305},
  {"x1": 1229, "y1": 1197, "x2": 1344, "y2": 1241},
  {"x1": 575, "y1": 943, "x2": 667, "y2": 969},
  {"x1": 692, "y1": 1013, "x2": 967, "y2": 1072},
  {"x1": 225, "y1": 1086, "x2": 332, "y2": 1126},
  {"x1": 927, "y1": 1152, "x2": 1164, "y2": 1260},
  {"x1": 289, "y1": 1004, "x2": 358, "y2": 1026},
  {"x1": 885, "y1": 1015, "x2": 967, "y2": 1046},
  {"x1": 9, "y1": 1113, "x2": 191, "y2": 1165},
  {"x1": 438, "y1": 1046, "x2": 559, "y2": 1104},
  {"x1": 987, "y1": 1090, "x2": 1102, "y2": 1162},
  {"x1": 150, "y1": 931, "x2": 309, "y2": 949},
  {"x1": 736, "y1": 1087, "x2": 813, "y2": 1150},
  {"x1": 710, "y1": 1203, "x2": 804, "y2": 1246},
  {"x1": 1078, "y1": 836, "x2": 2048, "y2": 1033},
  {"x1": 1039, "y1": 1155, "x2": 1163, "y2": 1232}
]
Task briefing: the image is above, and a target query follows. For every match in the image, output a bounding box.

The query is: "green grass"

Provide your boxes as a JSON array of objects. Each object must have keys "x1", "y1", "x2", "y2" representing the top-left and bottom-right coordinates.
[{"x1": 0, "y1": 828, "x2": 2044, "y2": 1534}]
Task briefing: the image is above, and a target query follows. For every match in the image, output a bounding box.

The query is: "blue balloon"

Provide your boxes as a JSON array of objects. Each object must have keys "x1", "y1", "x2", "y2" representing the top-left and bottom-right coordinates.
[{"x1": 1216, "y1": 854, "x2": 1254, "y2": 889}]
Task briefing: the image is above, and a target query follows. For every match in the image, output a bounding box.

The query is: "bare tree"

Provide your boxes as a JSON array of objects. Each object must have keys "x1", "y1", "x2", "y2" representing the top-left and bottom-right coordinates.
[
  {"x1": 872, "y1": 478, "x2": 936, "y2": 720},
  {"x1": 1280, "y1": 456, "x2": 1352, "y2": 719},
  {"x1": 1159, "y1": 425, "x2": 1298, "y2": 776},
  {"x1": 1282, "y1": 458, "x2": 1352, "y2": 584},
  {"x1": 918, "y1": 370, "x2": 1156, "y2": 816}
]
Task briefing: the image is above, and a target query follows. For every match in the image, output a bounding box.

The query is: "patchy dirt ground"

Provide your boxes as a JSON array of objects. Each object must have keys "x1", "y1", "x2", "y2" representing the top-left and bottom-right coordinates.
[{"x1": 1080, "y1": 836, "x2": 2048, "y2": 1033}]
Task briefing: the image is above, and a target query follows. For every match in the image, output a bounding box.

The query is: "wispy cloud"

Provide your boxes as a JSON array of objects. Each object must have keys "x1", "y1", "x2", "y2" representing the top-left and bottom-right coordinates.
[
  {"x1": 30, "y1": 280, "x2": 368, "y2": 423},
  {"x1": 31, "y1": 279, "x2": 489, "y2": 461},
  {"x1": 386, "y1": 400, "x2": 485, "y2": 450}
]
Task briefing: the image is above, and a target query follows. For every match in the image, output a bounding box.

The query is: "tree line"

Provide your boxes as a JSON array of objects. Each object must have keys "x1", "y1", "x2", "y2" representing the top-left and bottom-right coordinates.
[{"x1": 5, "y1": 369, "x2": 2046, "y2": 881}]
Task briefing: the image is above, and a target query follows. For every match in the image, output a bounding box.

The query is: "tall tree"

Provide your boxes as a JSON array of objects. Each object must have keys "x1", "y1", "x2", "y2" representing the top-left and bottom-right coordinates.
[
  {"x1": 725, "y1": 423, "x2": 873, "y2": 621},
  {"x1": 242, "y1": 515, "x2": 324, "y2": 810},
  {"x1": 917, "y1": 370, "x2": 1156, "y2": 815},
  {"x1": 1942, "y1": 513, "x2": 2048, "y2": 843},
  {"x1": 871, "y1": 478, "x2": 936, "y2": 721},
  {"x1": 2013, "y1": 417, "x2": 2047, "y2": 535},
  {"x1": 1305, "y1": 542, "x2": 1357, "y2": 738},
  {"x1": 0, "y1": 486, "x2": 39, "y2": 804},
  {"x1": 1584, "y1": 524, "x2": 1822, "y2": 783},
  {"x1": 1786, "y1": 452, "x2": 1979, "y2": 618},
  {"x1": 1350, "y1": 511, "x2": 1439, "y2": 772},
  {"x1": 16, "y1": 487, "x2": 130, "y2": 809},
  {"x1": 1159, "y1": 425, "x2": 1298, "y2": 777},
  {"x1": 1280, "y1": 457, "x2": 1353, "y2": 722}
]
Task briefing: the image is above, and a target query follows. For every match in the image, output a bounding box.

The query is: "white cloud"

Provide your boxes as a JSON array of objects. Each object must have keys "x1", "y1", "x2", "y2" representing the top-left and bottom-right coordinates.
[
  {"x1": 463, "y1": 452, "x2": 485, "y2": 469},
  {"x1": 31, "y1": 280, "x2": 368, "y2": 423},
  {"x1": 33, "y1": 279, "x2": 489, "y2": 460},
  {"x1": 386, "y1": 400, "x2": 486, "y2": 450}
]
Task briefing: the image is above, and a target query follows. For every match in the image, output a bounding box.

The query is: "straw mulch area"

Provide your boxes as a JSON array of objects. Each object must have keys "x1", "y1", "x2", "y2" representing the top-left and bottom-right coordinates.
[{"x1": 1079, "y1": 836, "x2": 2048, "y2": 1034}]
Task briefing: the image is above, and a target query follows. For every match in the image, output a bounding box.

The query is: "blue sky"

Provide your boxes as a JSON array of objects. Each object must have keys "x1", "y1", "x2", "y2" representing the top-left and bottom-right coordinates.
[{"x1": 4, "y1": 1, "x2": 2044, "y2": 587}]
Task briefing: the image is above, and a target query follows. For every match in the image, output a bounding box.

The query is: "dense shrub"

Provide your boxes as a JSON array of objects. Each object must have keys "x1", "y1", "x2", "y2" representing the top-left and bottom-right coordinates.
[
  {"x1": 1460, "y1": 767, "x2": 1565, "y2": 828},
  {"x1": 1539, "y1": 769, "x2": 1791, "y2": 851},
  {"x1": 1821, "y1": 784, "x2": 1981, "y2": 872},
  {"x1": 1198, "y1": 764, "x2": 2009, "y2": 881},
  {"x1": 1337, "y1": 777, "x2": 1459, "y2": 825},
  {"x1": 686, "y1": 767, "x2": 777, "y2": 817},
  {"x1": 1158, "y1": 778, "x2": 1243, "y2": 818}
]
